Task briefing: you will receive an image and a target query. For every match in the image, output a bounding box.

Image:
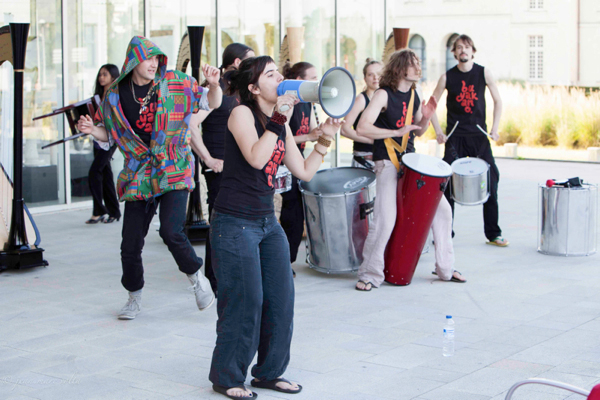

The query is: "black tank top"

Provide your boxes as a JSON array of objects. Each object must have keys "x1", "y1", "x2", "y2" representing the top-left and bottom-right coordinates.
[
  {"x1": 288, "y1": 102, "x2": 312, "y2": 155},
  {"x1": 352, "y1": 92, "x2": 373, "y2": 153},
  {"x1": 372, "y1": 86, "x2": 420, "y2": 161},
  {"x1": 214, "y1": 105, "x2": 286, "y2": 219},
  {"x1": 200, "y1": 70, "x2": 239, "y2": 161},
  {"x1": 446, "y1": 63, "x2": 487, "y2": 136}
]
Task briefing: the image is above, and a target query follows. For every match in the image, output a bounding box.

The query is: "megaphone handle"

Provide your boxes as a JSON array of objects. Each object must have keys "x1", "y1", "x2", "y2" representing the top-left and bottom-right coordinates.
[{"x1": 279, "y1": 104, "x2": 291, "y2": 113}]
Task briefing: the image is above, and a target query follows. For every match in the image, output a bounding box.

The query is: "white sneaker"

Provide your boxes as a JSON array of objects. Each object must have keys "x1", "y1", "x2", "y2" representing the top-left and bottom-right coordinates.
[
  {"x1": 118, "y1": 290, "x2": 142, "y2": 320},
  {"x1": 187, "y1": 272, "x2": 215, "y2": 311}
]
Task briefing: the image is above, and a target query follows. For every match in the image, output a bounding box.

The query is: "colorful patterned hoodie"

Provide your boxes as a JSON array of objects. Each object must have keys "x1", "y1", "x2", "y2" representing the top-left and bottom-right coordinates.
[{"x1": 95, "y1": 36, "x2": 208, "y2": 201}]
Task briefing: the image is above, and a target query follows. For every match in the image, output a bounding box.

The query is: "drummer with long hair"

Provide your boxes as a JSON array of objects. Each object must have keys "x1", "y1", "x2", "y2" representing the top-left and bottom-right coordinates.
[
  {"x1": 355, "y1": 49, "x2": 466, "y2": 291},
  {"x1": 341, "y1": 58, "x2": 382, "y2": 170},
  {"x1": 208, "y1": 55, "x2": 341, "y2": 398}
]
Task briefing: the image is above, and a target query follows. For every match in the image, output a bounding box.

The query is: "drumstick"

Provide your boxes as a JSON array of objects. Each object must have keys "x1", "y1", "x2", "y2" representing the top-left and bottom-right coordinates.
[
  {"x1": 476, "y1": 124, "x2": 493, "y2": 139},
  {"x1": 445, "y1": 121, "x2": 459, "y2": 140}
]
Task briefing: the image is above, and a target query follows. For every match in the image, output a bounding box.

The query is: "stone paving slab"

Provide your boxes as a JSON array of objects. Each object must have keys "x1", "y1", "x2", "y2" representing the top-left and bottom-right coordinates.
[{"x1": 1, "y1": 158, "x2": 600, "y2": 399}]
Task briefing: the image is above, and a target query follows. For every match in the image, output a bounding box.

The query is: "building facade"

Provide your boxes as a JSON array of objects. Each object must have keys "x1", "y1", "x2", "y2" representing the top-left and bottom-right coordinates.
[{"x1": 0, "y1": 0, "x2": 598, "y2": 212}]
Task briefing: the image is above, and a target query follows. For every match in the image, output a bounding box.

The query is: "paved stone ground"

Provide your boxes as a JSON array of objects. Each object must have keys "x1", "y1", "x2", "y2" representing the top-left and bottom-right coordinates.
[{"x1": 1, "y1": 158, "x2": 600, "y2": 400}]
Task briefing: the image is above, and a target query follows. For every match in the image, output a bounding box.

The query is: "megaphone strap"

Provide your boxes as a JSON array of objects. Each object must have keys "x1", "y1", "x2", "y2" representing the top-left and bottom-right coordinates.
[{"x1": 384, "y1": 88, "x2": 415, "y2": 172}]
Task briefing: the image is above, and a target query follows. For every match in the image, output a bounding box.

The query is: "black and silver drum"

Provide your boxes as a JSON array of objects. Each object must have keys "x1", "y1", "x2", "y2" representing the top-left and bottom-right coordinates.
[
  {"x1": 299, "y1": 167, "x2": 376, "y2": 273},
  {"x1": 450, "y1": 157, "x2": 490, "y2": 206}
]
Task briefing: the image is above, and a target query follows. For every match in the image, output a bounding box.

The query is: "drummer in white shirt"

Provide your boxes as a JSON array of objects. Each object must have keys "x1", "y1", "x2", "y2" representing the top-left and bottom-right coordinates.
[{"x1": 354, "y1": 49, "x2": 466, "y2": 291}]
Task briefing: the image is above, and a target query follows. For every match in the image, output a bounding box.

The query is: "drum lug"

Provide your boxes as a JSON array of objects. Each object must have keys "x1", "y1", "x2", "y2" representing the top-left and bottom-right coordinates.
[
  {"x1": 359, "y1": 199, "x2": 375, "y2": 220},
  {"x1": 440, "y1": 180, "x2": 448, "y2": 192},
  {"x1": 417, "y1": 176, "x2": 425, "y2": 190},
  {"x1": 397, "y1": 168, "x2": 405, "y2": 179}
]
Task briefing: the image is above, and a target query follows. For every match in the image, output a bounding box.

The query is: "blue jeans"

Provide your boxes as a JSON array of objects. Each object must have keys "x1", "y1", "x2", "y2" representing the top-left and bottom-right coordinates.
[{"x1": 209, "y1": 211, "x2": 294, "y2": 389}]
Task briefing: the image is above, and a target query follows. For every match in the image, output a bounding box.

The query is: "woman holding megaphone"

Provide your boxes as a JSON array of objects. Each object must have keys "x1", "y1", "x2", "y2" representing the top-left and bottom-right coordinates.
[{"x1": 208, "y1": 55, "x2": 341, "y2": 399}]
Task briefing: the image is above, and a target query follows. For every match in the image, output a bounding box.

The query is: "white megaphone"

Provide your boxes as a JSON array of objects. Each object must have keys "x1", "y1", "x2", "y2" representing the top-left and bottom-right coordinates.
[{"x1": 277, "y1": 67, "x2": 356, "y2": 118}]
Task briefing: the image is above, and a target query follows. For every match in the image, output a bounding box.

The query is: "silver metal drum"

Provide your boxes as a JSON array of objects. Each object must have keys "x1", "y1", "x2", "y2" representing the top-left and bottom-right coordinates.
[
  {"x1": 450, "y1": 157, "x2": 490, "y2": 205},
  {"x1": 538, "y1": 184, "x2": 597, "y2": 256},
  {"x1": 299, "y1": 167, "x2": 376, "y2": 273}
]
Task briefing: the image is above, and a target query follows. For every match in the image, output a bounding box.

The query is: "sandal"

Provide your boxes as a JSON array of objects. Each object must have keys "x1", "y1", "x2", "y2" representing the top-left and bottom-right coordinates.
[
  {"x1": 431, "y1": 270, "x2": 467, "y2": 283},
  {"x1": 355, "y1": 280, "x2": 373, "y2": 291},
  {"x1": 104, "y1": 216, "x2": 121, "y2": 224},
  {"x1": 486, "y1": 236, "x2": 509, "y2": 247},
  {"x1": 85, "y1": 215, "x2": 105, "y2": 224},
  {"x1": 213, "y1": 385, "x2": 257, "y2": 399},
  {"x1": 251, "y1": 378, "x2": 302, "y2": 394}
]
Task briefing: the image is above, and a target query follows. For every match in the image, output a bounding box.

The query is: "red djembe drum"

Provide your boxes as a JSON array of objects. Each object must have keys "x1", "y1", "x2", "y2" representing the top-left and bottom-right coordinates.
[{"x1": 384, "y1": 153, "x2": 452, "y2": 285}]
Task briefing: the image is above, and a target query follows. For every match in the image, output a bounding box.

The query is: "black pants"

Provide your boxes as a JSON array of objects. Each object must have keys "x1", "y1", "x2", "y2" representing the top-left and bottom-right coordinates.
[
  {"x1": 280, "y1": 177, "x2": 304, "y2": 264},
  {"x1": 121, "y1": 190, "x2": 202, "y2": 292},
  {"x1": 203, "y1": 170, "x2": 222, "y2": 292},
  {"x1": 209, "y1": 212, "x2": 294, "y2": 389},
  {"x1": 89, "y1": 146, "x2": 121, "y2": 218},
  {"x1": 443, "y1": 135, "x2": 502, "y2": 241}
]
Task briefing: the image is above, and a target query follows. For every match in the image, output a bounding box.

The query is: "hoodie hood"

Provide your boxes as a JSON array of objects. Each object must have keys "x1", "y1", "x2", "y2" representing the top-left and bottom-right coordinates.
[{"x1": 114, "y1": 36, "x2": 167, "y2": 86}]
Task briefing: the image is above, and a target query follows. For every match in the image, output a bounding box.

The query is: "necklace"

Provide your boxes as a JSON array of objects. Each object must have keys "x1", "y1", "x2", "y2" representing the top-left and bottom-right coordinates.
[{"x1": 130, "y1": 78, "x2": 156, "y2": 115}]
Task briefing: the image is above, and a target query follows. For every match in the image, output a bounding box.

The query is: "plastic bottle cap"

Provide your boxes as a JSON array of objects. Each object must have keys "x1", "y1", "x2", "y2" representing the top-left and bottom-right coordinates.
[{"x1": 446, "y1": 315, "x2": 452, "y2": 319}]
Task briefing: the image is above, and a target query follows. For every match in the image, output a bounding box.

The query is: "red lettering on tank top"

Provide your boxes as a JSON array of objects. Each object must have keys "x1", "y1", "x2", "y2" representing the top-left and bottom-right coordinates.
[
  {"x1": 265, "y1": 139, "x2": 286, "y2": 188},
  {"x1": 395, "y1": 101, "x2": 415, "y2": 128},
  {"x1": 456, "y1": 80, "x2": 478, "y2": 114}
]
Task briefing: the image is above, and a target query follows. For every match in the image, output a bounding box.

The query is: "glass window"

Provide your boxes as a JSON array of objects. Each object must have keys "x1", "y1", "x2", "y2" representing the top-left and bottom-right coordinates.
[
  {"x1": 1, "y1": 0, "x2": 66, "y2": 207},
  {"x1": 149, "y1": 0, "x2": 216, "y2": 71},
  {"x1": 446, "y1": 33, "x2": 459, "y2": 71},
  {"x1": 409, "y1": 34, "x2": 426, "y2": 81},
  {"x1": 220, "y1": 0, "x2": 279, "y2": 61},
  {"x1": 64, "y1": 0, "x2": 143, "y2": 203}
]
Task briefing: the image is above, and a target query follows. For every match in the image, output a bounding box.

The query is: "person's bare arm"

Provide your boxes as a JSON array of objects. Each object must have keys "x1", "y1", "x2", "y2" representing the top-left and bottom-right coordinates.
[
  {"x1": 202, "y1": 64, "x2": 223, "y2": 110},
  {"x1": 356, "y1": 89, "x2": 420, "y2": 140},
  {"x1": 430, "y1": 73, "x2": 447, "y2": 144},
  {"x1": 484, "y1": 68, "x2": 503, "y2": 141},
  {"x1": 283, "y1": 118, "x2": 340, "y2": 181},
  {"x1": 77, "y1": 115, "x2": 109, "y2": 142},
  {"x1": 340, "y1": 94, "x2": 373, "y2": 144},
  {"x1": 189, "y1": 112, "x2": 223, "y2": 172},
  {"x1": 412, "y1": 85, "x2": 438, "y2": 137}
]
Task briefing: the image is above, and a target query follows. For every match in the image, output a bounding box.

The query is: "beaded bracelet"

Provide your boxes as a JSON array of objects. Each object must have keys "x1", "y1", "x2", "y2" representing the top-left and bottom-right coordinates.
[
  {"x1": 317, "y1": 136, "x2": 332, "y2": 148},
  {"x1": 313, "y1": 147, "x2": 327, "y2": 158}
]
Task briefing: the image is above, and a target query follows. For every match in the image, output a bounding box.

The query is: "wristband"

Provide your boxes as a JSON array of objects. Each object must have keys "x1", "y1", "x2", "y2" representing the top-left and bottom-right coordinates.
[
  {"x1": 270, "y1": 111, "x2": 287, "y2": 126},
  {"x1": 317, "y1": 136, "x2": 331, "y2": 148},
  {"x1": 265, "y1": 120, "x2": 286, "y2": 138}
]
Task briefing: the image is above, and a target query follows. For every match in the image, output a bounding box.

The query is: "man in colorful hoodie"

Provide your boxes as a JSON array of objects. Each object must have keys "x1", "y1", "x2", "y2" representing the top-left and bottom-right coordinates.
[{"x1": 78, "y1": 36, "x2": 223, "y2": 320}]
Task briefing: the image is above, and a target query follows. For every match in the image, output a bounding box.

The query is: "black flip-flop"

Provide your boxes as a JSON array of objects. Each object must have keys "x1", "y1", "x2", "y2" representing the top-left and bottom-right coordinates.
[
  {"x1": 431, "y1": 271, "x2": 467, "y2": 283},
  {"x1": 355, "y1": 280, "x2": 373, "y2": 291},
  {"x1": 213, "y1": 385, "x2": 257, "y2": 399},
  {"x1": 251, "y1": 378, "x2": 302, "y2": 394}
]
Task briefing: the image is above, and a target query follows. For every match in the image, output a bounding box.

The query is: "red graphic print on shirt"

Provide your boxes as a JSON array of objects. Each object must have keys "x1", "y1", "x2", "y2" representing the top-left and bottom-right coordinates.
[
  {"x1": 135, "y1": 101, "x2": 156, "y2": 133},
  {"x1": 456, "y1": 80, "x2": 478, "y2": 114},
  {"x1": 265, "y1": 139, "x2": 286, "y2": 188},
  {"x1": 296, "y1": 111, "x2": 310, "y2": 150},
  {"x1": 395, "y1": 101, "x2": 414, "y2": 128}
]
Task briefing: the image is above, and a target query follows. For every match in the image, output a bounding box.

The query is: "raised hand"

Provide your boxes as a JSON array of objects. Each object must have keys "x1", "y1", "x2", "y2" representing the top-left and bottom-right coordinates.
[
  {"x1": 421, "y1": 96, "x2": 438, "y2": 121},
  {"x1": 202, "y1": 64, "x2": 221, "y2": 87},
  {"x1": 319, "y1": 118, "x2": 342, "y2": 139}
]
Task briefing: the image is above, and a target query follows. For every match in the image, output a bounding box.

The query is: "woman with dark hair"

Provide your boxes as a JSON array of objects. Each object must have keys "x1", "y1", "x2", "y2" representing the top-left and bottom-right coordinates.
[
  {"x1": 86, "y1": 63, "x2": 121, "y2": 224},
  {"x1": 189, "y1": 43, "x2": 255, "y2": 293},
  {"x1": 279, "y1": 61, "x2": 322, "y2": 274},
  {"x1": 209, "y1": 56, "x2": 341, "y2": 399},
  {"x1": 341, "y1": 58, "x2": 382, "y2": 170}
]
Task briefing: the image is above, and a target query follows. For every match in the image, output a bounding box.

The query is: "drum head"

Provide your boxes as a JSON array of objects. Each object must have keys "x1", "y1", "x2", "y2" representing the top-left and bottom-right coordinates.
[
  {"x1": 451, "y1": 157, "x2": 489, "y2": 176},
  {"x1": 401, "y1": 153, "x2": 452, "y2": 178},
  {"x1": 299, "y1": 167, "x2": 376, "y2": 195}
]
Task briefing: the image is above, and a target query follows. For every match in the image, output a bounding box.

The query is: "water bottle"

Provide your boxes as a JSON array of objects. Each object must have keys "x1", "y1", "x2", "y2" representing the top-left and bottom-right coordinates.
[{"x1": 443, "y1": 315, "x2": 455, "y2": 357}]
